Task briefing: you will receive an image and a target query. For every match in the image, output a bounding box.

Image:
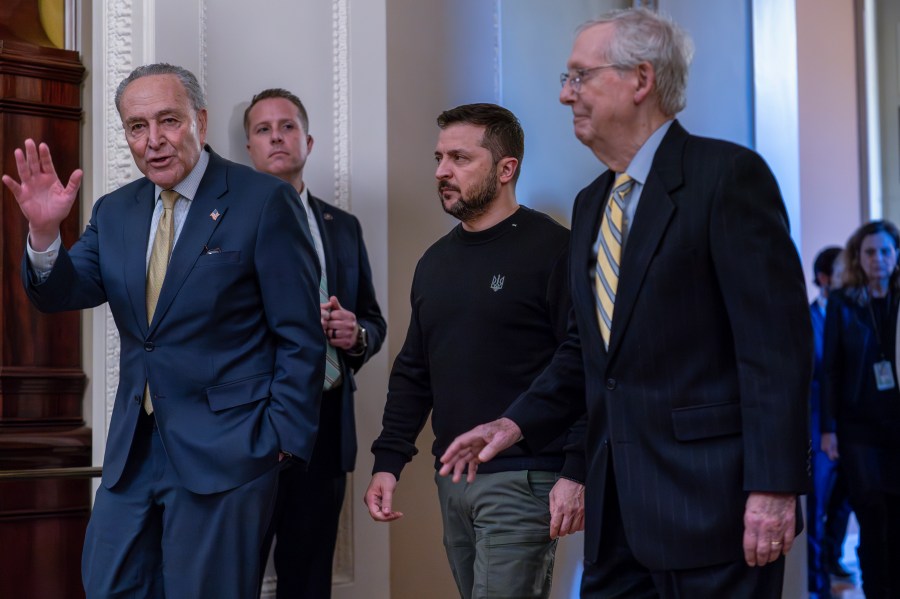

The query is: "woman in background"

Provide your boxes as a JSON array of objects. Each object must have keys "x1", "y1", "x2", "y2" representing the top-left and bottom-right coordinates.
[{"x1": 822, "y1": 220, "x2": 900, "y2": 599}]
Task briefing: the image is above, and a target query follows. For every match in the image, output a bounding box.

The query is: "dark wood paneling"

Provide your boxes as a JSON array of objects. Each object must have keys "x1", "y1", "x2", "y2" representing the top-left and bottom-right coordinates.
[{"x1": 0, "y1": 37, "x2": 89, "y2": 599}]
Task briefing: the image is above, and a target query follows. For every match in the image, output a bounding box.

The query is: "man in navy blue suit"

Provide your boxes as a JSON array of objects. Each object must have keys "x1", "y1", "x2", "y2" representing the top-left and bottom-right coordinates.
[
  {"x1": 2, "y1": 64, "x2": 325, "y2": 598},
  {"x1": 441, "y1": 9, "x2": 811, "y2": 598},
  {"x1": 245, "y1": 88, "x2": 386, "y2": 599}
]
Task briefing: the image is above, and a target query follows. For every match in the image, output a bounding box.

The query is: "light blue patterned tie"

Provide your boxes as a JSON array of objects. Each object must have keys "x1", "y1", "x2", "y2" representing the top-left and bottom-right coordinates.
[
  {"x1": 304, "y1": 196, "x2": 342, "y2": 390},
  {"x1": 320, "y1": 271, "x2": 342, "y2": 390}
]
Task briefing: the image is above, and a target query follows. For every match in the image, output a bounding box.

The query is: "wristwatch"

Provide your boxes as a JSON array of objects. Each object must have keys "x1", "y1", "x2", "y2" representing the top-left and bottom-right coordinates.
[{"x1": 349, "y1": 325, "x2": 368, "y2": 356}]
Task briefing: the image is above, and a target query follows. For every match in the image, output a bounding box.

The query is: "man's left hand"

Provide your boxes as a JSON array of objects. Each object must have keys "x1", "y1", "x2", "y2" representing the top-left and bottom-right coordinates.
[
  {"x1": 742, "y1": 492, "x2": 796, "y2": 567},
  {"x1": 549, "y1": 478, "x2": 584, "y2": 539}
]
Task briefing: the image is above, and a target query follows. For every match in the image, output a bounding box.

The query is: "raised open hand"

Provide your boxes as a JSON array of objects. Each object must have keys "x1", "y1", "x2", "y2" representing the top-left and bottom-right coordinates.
[{"x1": 2, "y1": 139, "x2": 83, "y2": 250}]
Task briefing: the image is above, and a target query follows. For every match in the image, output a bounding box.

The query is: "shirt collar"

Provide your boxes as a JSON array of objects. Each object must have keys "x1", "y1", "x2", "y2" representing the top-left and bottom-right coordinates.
[
  {"x1": 297, "y1": 185, "x2": 311, "y2": 215},
  {"x1": 154, "y1": 148, "x2": 210, "y2": 201},
  {"x1": 623, "y1": 119, "x2": 674, "y2": 184}
]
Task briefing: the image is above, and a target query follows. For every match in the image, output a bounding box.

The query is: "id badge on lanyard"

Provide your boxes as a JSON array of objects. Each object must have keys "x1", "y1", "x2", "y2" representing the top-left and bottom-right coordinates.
[
  {"x1": 874, "y1": 360, "x2": 896, "y2": 391},
  {"x1": 867, "y1": 292, "x2": 896, "y2": 391}
]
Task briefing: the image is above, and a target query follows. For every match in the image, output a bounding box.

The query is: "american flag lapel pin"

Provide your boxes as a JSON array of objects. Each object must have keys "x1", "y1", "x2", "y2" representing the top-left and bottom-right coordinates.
[{"x1": 210, "y1": 209, "x2": 220, "y2": 221}]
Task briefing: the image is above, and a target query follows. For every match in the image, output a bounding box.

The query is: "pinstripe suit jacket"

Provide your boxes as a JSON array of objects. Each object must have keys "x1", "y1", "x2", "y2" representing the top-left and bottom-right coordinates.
[{"x1": 506, "y1": 121, "x2": 812, "y2": 570}]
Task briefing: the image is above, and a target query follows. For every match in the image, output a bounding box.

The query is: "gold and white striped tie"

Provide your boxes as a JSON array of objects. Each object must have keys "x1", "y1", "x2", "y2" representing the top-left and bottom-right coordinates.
[
  {"x1": 143, "y1": 189, "x2": 178, "y2": 414},
  {"x1": 595, "y1": 173, "x2": 633, "y2": 349}
]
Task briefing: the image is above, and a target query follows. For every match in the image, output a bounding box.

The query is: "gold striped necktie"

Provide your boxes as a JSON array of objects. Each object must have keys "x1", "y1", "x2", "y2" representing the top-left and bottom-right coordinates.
[
  {"x1": 143, "y1": 189, "x2": 178, "y2": 414},
  {"x1": 595, "y1": 173, "x2": 634, "y2": 349}
]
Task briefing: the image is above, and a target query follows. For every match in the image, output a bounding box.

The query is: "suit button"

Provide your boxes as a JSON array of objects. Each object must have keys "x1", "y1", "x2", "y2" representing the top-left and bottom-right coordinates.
[
  {"x1": 144, "y1": 341, "x2": 154, "y2": 351},
  {"x1": 133, "y1": 395, "x2": 141, "y2": 404},
  {"x1": 606, "y1": 378, "x2": 616, "y2": 390}
]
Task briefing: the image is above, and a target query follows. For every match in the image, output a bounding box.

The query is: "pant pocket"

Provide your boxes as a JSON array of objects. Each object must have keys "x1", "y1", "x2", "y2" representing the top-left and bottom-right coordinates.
[{"x1": 477, "y1": 530, "x2": 557, "y2": 599}]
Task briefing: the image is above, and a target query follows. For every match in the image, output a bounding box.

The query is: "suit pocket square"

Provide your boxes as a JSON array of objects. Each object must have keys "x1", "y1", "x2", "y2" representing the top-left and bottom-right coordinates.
[
  {"x1": 197, "y1": 250, "x2": 241, "y2": 266},
  {"x1": 671, "y1": 401, "x2": 742, "y2": 442}
]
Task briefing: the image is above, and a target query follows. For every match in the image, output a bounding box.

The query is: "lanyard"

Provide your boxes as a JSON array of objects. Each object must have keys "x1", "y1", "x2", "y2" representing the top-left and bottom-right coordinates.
[{"x1": 865, "y1": 289, "x2": 891, "y2": 360}]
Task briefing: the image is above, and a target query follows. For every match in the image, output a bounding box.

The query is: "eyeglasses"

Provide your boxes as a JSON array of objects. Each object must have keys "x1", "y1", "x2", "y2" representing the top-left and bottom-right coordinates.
[{"x1": 560, "y1": 64, "x2": 619, "y2": 93}]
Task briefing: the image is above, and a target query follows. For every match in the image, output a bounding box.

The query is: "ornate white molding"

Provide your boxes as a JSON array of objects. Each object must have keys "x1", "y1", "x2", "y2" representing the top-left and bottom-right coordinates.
[
  {"x1": 332, "y1": 0, "x2": 350, "y2": 211},
  {"x1": 103, "y1": 3, "x2": 137, "y2": 192},
  {"x1": 332, "y1": 0, "x2": 353, "y2": 586},
  {"x1": 102, "y1": 0, "x2": 139, "y2": 427}
]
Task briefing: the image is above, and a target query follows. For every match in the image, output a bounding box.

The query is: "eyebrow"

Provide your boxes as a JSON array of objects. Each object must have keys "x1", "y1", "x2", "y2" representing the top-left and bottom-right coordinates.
[
  {"x1": 124, "y1": 109, "x2": 181, "y2": 125},
  {"x1": 253, "y1": 118, "x2": 297, "y2": 129},
  {"x1": 436, "y1": 148, "x2": 468, "y2": 157}
]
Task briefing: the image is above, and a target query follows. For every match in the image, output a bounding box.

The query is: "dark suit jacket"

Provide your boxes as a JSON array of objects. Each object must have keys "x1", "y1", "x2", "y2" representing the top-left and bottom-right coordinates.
[
  {"x1": 821, "y1": 287, "x2": 900, "y2": 444},
  {"x1": 23, "y1": 148, "x2": 326, "y2": 495},
  {"x1": 506, "y1": 121, "x2": 812, "y2": 571},
  {"x1": 308, "y1": 193, "x2": 385, "y2": 474}
]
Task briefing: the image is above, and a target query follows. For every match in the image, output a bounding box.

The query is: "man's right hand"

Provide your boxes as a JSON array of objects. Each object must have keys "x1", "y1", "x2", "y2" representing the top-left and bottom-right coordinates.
[
  {"x1": 438, "y1": 417, "x2": 522, "y2": 483},
  {"x1": 364, "y1": 472, "x2": 404, "y2": 522},
  {"x1": 1, "y1": 139, "x2": 82, "y2": 251}
]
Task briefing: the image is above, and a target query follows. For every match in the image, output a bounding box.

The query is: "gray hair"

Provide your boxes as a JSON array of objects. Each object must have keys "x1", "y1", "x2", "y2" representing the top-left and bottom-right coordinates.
[
  {"x1": 114, "y1": 63, "x2": 207, "y2": 115},
  {"x1": 581, "y1": 8, "x2": 694, "y2": 116}
]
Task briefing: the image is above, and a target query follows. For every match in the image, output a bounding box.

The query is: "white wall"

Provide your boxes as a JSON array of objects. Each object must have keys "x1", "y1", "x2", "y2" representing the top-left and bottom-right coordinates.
[
  {"x1": 663, "y1": 0, "x2": 754, "y2": 146},
  {"x1": 500, "y1": 0, "x2": 628, "y2": 226},
  {"x1": 797, "y1": 0, "x2": 862, "y2": 285}
]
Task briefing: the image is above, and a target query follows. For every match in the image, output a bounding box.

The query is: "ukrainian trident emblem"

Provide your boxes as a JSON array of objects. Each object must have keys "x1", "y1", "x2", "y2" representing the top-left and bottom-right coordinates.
[{"x1": 490, "y1": 274, "x2": 505, "y2": 292}]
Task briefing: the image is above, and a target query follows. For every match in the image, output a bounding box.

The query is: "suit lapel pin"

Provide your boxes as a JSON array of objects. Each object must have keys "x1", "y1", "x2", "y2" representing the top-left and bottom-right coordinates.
[
  {"x1": 210, "y1": 209, "x2": 220, "y2": 221},
  {"x1": 323, "y1": 213, "x2": 334, "y2": 221}
]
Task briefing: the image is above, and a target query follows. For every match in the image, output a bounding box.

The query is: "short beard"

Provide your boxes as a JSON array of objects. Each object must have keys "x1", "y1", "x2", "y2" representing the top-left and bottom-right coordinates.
[{"x1": 438, "y1": 167, "x2": 499, "y2": 223}]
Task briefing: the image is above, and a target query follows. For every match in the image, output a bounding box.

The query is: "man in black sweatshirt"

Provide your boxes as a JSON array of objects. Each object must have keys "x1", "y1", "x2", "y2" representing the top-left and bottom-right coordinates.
[{"x1": 364, "y1": 103, "x2": 585, "y2": 599}]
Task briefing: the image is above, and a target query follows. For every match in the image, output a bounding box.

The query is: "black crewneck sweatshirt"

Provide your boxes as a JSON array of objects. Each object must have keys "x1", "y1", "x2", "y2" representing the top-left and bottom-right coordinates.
[{"x1": 372, "y1": 206, "x2": 584, "y2": 481}]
